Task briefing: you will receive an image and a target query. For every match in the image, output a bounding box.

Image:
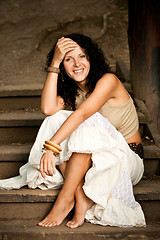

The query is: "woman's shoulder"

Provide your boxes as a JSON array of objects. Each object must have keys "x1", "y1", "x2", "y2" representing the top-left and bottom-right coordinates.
[
  {"x1": 101, "y1": 73, "x2": 119, "y2": 81},
  {"x1": 96, "y1": 73, "x2": 119, "y2": 90}
]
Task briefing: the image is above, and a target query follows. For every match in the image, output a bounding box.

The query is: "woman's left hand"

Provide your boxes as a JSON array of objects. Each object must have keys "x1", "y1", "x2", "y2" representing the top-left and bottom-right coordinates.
[{"x1": 40, "y1": 150, "x2": 56, "y2": 178}]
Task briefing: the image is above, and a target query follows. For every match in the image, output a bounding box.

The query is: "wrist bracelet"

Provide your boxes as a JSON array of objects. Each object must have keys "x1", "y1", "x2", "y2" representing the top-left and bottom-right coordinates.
[
  {"x1": 43, "y1": 143, "x2": 60, "y2": 154},
  {"x1": 42, "y1": 140, "x2": 62, "y2": 156},
  {"x1": 47, "y1": 66, "x2": 60, "y2": 74},
  {"x1": 45, "y1": 140, "x2": 62, "y2": 151},
  {"x1": 42, "y1": 147, "x2": 59, "y2": 157}
]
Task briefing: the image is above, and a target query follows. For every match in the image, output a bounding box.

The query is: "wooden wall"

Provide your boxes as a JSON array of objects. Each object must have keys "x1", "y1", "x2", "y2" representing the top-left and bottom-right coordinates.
[{"x1": 128, "y1": 0, "x2": 160, "y2": 132}]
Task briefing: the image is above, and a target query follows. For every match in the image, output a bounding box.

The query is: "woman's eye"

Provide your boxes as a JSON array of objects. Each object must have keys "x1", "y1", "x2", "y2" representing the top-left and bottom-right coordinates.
[
  {"x1": 80, "y1": 55, "x2": 86, "y2": 58},
  {"x1": 65, "y1": 58, "x2": 71, "y2": 62}
]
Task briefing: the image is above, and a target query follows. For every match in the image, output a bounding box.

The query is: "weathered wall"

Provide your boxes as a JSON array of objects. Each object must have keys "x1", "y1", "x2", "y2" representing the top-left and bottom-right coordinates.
[{"x1": 0, "y1": 0, "x2": 129, "y2": 87}]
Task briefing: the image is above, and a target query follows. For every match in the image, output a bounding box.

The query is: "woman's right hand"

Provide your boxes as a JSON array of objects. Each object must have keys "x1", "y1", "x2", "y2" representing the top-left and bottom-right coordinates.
[
  {"x1": 41, "y1": 37, "x2": 78, "y2": 115},
  {"x1": 51, "y1": 37, "x2": 78, "y2": 67},
  {"x1": 40, "y1": 150, "x2": 56, "y2": 179}
]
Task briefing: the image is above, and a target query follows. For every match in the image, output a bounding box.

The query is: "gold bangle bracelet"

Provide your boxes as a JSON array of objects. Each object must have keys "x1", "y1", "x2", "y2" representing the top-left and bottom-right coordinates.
[
  {"x1": 42, "y1": 147, "x2": 59, "y2": 157},
  {"x1": 45, "y1": 140, "x2": 62, "y2": 151},
  {"x1": 43, "y1": 143, "x2": 60, "y2": 154}
]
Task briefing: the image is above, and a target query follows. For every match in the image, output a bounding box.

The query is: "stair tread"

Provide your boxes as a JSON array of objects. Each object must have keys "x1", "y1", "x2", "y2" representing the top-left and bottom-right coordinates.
[
  {"x1": 0, "y1": 111, "x2": 44, "y2": 119},
  {"x1": 0, "y1": 187, "x2": 59, "y2": 202},
  {"x1": 0, "y1": 143, "x2": 32, "y2": 161},
  {"x1": 0, "y1": 84, "x2": 42, "y2": 97},
  {"x1": 0, "y1": 219, "x2": 159, "y2": 240},
  {"x1": 0, "y1": 82, "x2": 130, "y2": 97},
  {"x1": 0, "y1": 179, "x2": 159, "y2": 203},
  {"x1": 0, "y1": 143, "x2": 159, "y2": 162},
  {"x1": 0, "y1": 111, "x2": 45, "y2": 127},
  {"x1": 134, "y1": 178, "x2": 160, "y2": 200},
  {"x1": 0, "y1": 110, "x2": 46, "y2": 121},
  {"x1": 143, "y1": 144, "x2": 160, "y2": 158},
  {"x1": 0, "y1": 109, "x2": 146, "y2": 127}
]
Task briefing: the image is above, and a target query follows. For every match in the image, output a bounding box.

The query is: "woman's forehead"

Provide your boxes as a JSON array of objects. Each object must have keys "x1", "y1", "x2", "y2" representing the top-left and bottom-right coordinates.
[{"x1": 65, "y1": 45, "x2": 84, "y2": 57}]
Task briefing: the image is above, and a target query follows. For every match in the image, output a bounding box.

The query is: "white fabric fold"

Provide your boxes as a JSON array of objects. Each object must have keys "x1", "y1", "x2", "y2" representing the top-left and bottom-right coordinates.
[{"x1": 0, "y1": 110, "x2": 146, "y2": 227}]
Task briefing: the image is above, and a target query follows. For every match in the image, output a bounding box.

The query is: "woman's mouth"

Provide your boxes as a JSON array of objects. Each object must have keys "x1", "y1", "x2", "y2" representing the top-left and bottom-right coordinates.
[{"x1": 73, "y1": 69, "x2": 83, "y2": 74}]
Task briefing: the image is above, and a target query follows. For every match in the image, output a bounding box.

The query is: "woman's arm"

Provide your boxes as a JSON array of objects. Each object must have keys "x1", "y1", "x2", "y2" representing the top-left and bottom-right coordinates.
[
  {"x1": 41, "y1": 43, "x2": 64, "y2": 115},
  {"x1": 50, "y1": 73, "x2": 118, "y2": 144},
  {"x1": 41, "y1": 37, "x2": 78, "y2": 115},
  {"x1": 41, "y1": 72, "x2": 65, "y2": 115}
]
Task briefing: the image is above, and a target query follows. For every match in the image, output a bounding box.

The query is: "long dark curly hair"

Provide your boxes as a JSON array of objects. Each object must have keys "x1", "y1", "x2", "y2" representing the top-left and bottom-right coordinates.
[{"x1": 45, "y1": 33, "x2": 111, "y2": 110}]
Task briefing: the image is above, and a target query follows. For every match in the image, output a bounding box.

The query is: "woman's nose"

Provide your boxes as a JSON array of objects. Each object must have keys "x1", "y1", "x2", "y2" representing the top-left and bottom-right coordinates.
[{"x1": 73, "y1": 59, "x2": 80, "y2": 67}]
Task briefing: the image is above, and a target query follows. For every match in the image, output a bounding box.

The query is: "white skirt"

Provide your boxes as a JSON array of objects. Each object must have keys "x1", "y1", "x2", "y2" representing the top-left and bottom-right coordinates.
[{"x1": 0, "y1": 110, "x2": 146, "y2": 227}]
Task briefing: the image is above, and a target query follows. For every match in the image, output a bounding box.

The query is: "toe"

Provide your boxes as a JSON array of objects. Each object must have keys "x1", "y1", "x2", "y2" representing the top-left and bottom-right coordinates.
[
  {"x1": 38, "y1": 221, "x2": 44, "y2": 226},
  {"x1": 69, "y1": 222, "x2": 78, "y2": 229},
  {"x1": 66, "y1": 220, "x2": 76, "y2": 228},
  {"x1": 66, "y1": 220, "x2": 72, "y2": 227},
  {"x1": 66, "y1": 222, "x2": 70, "y2": 227},
  {"x1": 70, "y1": 219, "x2": 84, "y2": 229},
  {"x1": 40, "y1": 219, "x2": 50, "y2": 227},
  {"x1": 38, "y1": 219, "x2": 58, "y2": 227},
  {"x1": 47, "y1": 221, "x2": 57, "y2": 227}
]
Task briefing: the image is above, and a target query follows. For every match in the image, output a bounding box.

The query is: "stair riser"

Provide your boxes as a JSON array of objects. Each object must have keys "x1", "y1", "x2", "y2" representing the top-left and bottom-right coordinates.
[
  {"x1": 0, "y1": 158, "x2": 159, "y2": 179},
  {"x1": 0, "y1": 221, "x2": 159, "y2": 240},
  {"x1": 0, "y1": 121, "x2": 152, "y2": 145},
  {"x1": 144, "y1": 159, "x2": 160, "y2": 177},
  {"x1": 0, "y1": 200, "x2": 159, "y2": 221},
  {"x1": 0, "y1": 97, "x2": 41, "y2": 112},
  {"x1": 0, "y1": 127, "x2": 39, "y2": 144},
  {"x1": 0, "y1": 233, "x2": 159, "y2": 240},
  {"x1": 140, "y1": 201, "x2": 160, "y2": 223},
  {"x1": 0, "y1": 162, "x2": 26, "y2": 179},
  {"x1": 0, "y1": 203, "x2": 53, "y2": 221}
]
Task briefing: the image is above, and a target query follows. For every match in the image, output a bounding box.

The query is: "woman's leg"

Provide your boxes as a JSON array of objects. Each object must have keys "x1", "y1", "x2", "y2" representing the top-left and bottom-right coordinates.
[
  {"x1": 66, "y1": 181, "x2": 94, "y2": 228},
  {"x1": 59, "y1": 161, "x2": 94, "y2": 228},
  {"x1": 38, "y1": 152, "x2": 92, "y2": 227}
]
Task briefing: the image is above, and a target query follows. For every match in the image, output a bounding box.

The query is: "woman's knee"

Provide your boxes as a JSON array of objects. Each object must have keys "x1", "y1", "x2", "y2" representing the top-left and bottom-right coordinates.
[{"x1": 71, "y1": 152, "x2": 92, "y2": 168}]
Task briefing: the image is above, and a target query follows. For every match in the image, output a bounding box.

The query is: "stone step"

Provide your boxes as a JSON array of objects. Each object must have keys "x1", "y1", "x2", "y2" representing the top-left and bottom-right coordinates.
[
  {"x1": 0, "y1": 111, "x2": 45, "y2": 127},
  {"x1": 0, "y1": 111, "x2": 45, "y2": 144},
  {"x1": 0, "y1": 84, "x2": 42, "y2": 112},
  {"x1": 0, "y1": 82, "x2": 130, "y2": 112},
  {"x1": 0, "y1": 111, "x2": 146, "y2": 127},
  {"x1": 0, "y1": 143, "x2": 32, "y2": 179},
  {"x1": 0, "y1": 143, "x2": 159, "y2": 179},
  {"x1": 0, "y1": 96, "x2": 41, "y2": 112},
  {"x1": 0, "y1": 220, "x2": 159, "y2": 240},
  {"x1": 135, "y1": 98, "x2": 160, "y2": 148},
  {"x1": 0, "y1": 178, "x2": 160, "y2": 222},
  {"x1": 0, "y1": 110, "x2": 147, "y2": 144},
  {"x1": 0, "y1": 84, "x2": 43, "y2": 97},
  {"x1": 0, "y1": 143, "x2": 160, "y2": 179},
  {"x1": 0, "y1": 219, "x2": 159, "y2": 240},
  {"x1": 142, "y1": 145, "x2": 160, "y2": 177}
]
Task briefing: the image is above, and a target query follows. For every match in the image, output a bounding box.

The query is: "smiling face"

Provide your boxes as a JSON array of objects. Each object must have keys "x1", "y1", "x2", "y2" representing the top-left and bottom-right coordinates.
[{"x1": 63, "y1": 45, "x2": 90, "y2": 89}]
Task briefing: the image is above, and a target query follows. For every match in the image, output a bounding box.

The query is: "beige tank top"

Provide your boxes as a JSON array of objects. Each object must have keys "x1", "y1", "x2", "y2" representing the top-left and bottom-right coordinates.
[{"x1": 76, "y1": 89, "x2": 139, "y2": 140}]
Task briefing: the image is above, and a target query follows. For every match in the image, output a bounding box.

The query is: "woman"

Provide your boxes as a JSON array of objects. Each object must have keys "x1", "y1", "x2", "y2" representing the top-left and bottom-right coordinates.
[{"x1": 0, "y1": 33, "x2": 146, "y2": 228}]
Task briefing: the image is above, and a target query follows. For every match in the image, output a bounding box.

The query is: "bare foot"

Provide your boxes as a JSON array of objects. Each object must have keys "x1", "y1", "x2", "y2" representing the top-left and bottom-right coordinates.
[
  {"x1": 38, "y1": 195, "x2": 74, "y2": 227},
  {"x1": 66, "y1": 187, "x2": 94, "y2": 228}
]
